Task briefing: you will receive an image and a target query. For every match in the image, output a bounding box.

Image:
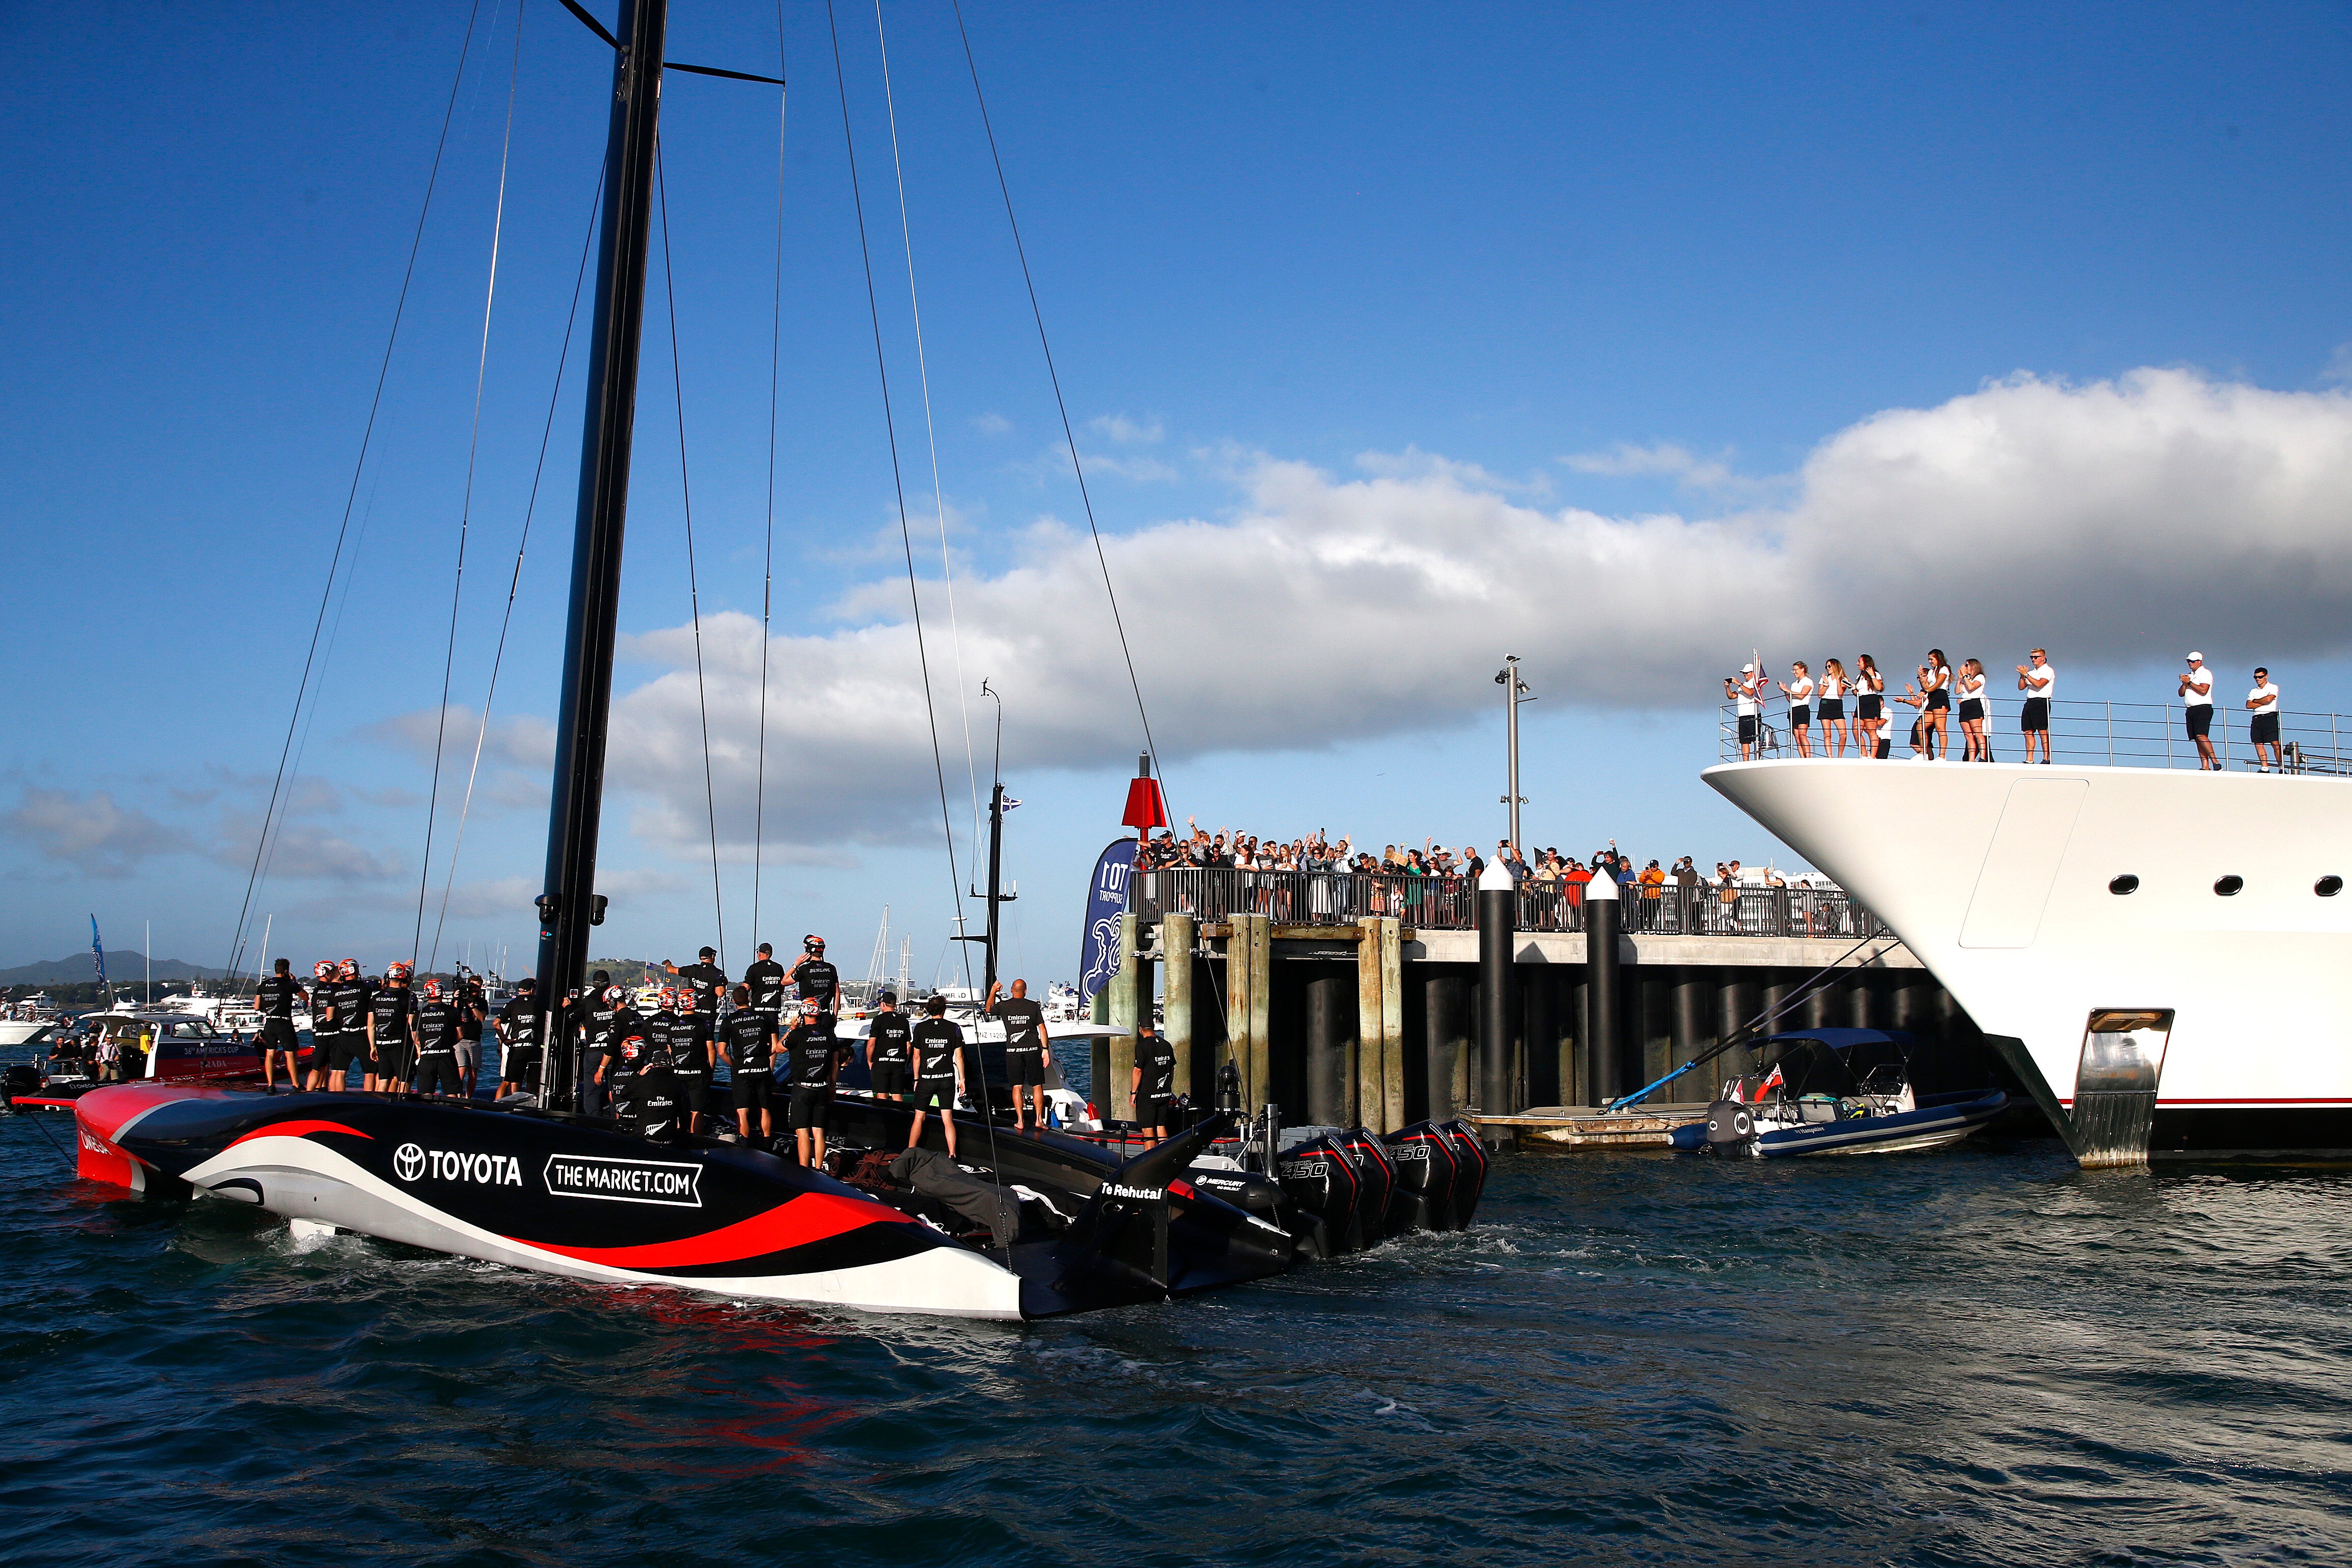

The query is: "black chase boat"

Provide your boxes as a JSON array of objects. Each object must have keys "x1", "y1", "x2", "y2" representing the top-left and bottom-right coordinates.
[{"x1": 68, "y1": 0, "x2": 1294, "y2": 1319}]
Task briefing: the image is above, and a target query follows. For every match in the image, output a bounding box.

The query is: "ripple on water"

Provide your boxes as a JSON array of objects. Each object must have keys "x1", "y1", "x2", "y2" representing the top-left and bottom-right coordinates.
[{"x1": 4, "y1": 1120, "x2": 2352, "y2": 1566}]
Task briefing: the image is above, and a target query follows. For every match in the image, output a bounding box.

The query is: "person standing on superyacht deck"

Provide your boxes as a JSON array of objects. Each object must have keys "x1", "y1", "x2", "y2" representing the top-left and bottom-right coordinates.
[
  {"x1": 2248, "y1": 667, "x2": 2283, "y2": 771},
  {"x1": 2017, "y1": 648, "x2": 2054, "y2": 764},
  {"x1": 1726, "y1": 664, "x2": 1764, "y2": 759},
  {"x1": 2180, "y1": 652, "x2": 2218, "y2": 770}
]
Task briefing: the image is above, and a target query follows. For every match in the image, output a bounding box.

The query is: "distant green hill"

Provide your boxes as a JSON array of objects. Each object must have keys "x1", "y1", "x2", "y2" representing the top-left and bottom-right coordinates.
[{"x1": 1, "y1": 952, "x2": 226, "y2": 988}]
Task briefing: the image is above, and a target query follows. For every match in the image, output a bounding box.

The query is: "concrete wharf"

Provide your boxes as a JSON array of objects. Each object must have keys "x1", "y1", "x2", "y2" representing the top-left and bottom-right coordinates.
[{"x1": 1091, "y1": 904, "x2": 2007, "y2": 1138}]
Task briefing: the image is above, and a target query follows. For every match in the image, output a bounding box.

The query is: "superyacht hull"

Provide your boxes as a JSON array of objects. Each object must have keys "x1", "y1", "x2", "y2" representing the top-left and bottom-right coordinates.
[{"x1": 1703, "y1": 759, "x2": 2352, "y2": 1161}]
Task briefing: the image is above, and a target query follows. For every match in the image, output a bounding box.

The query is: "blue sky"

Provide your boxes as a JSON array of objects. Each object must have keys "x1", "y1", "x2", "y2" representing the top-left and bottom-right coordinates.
[{"x1": 5, "y1": 1, "x2": 2351, "y2": 981}]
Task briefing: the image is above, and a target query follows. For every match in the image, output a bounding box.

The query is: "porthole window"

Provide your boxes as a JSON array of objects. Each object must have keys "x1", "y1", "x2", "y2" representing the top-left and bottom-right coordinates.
[
  {"x1": 2109, "y1": 875, "x2": 2139, "y2": 895},
  {"x1": 2318, "y1": 875, "x2": 2343, "y2": 898},
  {"x1": 2215, "y1": 875, "x2": 2244, "y2": 897}
]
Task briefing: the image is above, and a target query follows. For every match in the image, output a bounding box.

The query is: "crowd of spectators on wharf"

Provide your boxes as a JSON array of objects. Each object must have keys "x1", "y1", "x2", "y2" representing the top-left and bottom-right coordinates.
[{"x1": 1133, "y1": 823, "x2": 1882, "y2": 939}]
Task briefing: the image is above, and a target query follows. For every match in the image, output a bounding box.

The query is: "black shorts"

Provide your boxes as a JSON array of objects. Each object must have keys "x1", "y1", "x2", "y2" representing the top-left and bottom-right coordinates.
[
  {"x1": 260, "y1": 1018, "x2": 300, "y2": 1054},
  {"x1": 1003, "y1": 1048, "x2": 1046, "y2": 1088},
  {"x1": 502, "y1": 1048, "x2": 543, "y2": 1085},
  {"x1": 1858, "y1": 694, "x2": 1883, "y2": 721},
  {"x1": 377, "y1": 1041, "x2": 412, "y2": 1081},
  {"x1": 2251, "y1": 712, "x2": 2281, "y2": 744},
  {"x1": 1908, "y1": 719, "x2": 1925, "y2": 749},
  {"x1": 1737, "y1": 714, "x2": 1758, "y2": 744},
  {"x1": 2020, "y1": 697, "x2": 2049, "y2": 733},
  {"x1": 789, "y1": 1083, "x2": 834, "y2": 1131},
  {"x1": 2185, "y1": 705, "x2": 2212, "y2": 739},
  {"x1": 413, "y1": 1056, "x2": 463, "y2": 1097},
  {"x1": 732, "y1": 1072, "x2": 774, "y2": 1111},
  {"x1": 1818, "y1": 698, "x2": 1844, "y2": 722},
  {"x1": 326, "y1": 1032, "x2": 370, "y2": 1072},
  {"x1": 1959, "y1": 699, "x2": 1985, "y2": 722},
  {"x1": 676, "y1": 1076, "x2": 715, "y2": 1115},
  {"x1": 1925, "y1": 688, "x2": 1949, "y2": 711},
  {"x1": 1790, "y1": 705, "x2": 1811, "y2": 729},
  {"x1": 872, "y1": 1061, "x2": 911, "y2": 1095},
  {"x1": 1135, "y1": 1092, "x2": 1170, "y2": 1128},
  {"x1": 914, "y1": 1077, "x2": 956, "y2": 1110}
]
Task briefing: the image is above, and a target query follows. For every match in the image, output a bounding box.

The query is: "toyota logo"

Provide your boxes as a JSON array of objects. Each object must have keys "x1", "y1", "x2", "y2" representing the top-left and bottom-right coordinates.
[{"x1": 393, "y1": 1142, "x2": 425, "y2": 1183}]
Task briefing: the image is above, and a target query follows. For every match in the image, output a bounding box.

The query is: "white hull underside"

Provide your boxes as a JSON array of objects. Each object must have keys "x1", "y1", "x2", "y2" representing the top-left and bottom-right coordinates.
[{"x1": 1705, "y1": 760, "x2": 2352, "y2": 1152}]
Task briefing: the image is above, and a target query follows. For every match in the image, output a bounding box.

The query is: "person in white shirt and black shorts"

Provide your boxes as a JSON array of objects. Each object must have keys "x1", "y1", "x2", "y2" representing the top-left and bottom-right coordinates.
[
  {"x1": 1957, "y1": 657, "x2": 1990, "y2": 762},
  {"x1": 2016, "y1": 648, "x2": 2054, "y2": 764},
  {"x1": 2179, "y1": 652, "x2": 2217, "y2": 770},
  {"x1": 1854, "y1": 655, "x2": 1887, "y2": 758},
  {"x1": 1725, "y1": 664, "x2": 1763, "y2": 759},
  {"x1": 1818, "y1": 658, "x2": 1849, "y2": 757},
  {"x1": 2248, "y1": 667, "x2": 2283, "y2": 771},
  {"x1": 1919, "y1": 649, "x2": 1952, "y2": 760},
  {"x1": 1778, "y1": 662, "x2": 1815, "y2": 757}
]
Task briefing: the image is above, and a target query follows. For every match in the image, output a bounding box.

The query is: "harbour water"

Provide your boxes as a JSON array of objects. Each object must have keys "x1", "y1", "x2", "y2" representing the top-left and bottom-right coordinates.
[{"x1": 4, "y1": 1109, "x2": 2348, "y2": 1565}]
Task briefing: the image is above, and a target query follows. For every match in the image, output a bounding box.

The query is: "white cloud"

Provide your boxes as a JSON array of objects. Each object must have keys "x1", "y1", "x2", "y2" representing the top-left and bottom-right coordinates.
[
  {"x1": 1560, "y1": 439, "x2": 1757, "y2": 492},
  {"x1": 388, "y1": 367, "x2": 2352, "y2": 865},
  {"x1": 972, "y1": 411, "x2": 1013, "y2": 435},
  {"x1": 1087, "y1": 413, "x2": 1164, "y2": 445},
  {"x1": 218, "y1": 813, "x2": 403, "y2": 883},
  {"x1": 4, "y1": 788, "x2": 187, "y2": 877}
]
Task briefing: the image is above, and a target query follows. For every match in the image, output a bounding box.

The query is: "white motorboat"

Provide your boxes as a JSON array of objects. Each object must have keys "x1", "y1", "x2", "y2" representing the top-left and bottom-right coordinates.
[
  {"x1": 1706, "y1": 735, "x2": 2352, "y2": 1163},
  {"x1": 1669, "y1": 1029, "x2": 2009, "y2": 1157}
]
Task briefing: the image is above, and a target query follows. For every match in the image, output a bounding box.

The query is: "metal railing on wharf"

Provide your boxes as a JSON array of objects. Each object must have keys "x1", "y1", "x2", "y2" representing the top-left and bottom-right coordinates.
[
  {"x1": 1721, "y1": 695, "x2": 2352, "y2": 773},
  {"x1": 1129, "y1": 866, "x2": 1895, "y2": 941}
]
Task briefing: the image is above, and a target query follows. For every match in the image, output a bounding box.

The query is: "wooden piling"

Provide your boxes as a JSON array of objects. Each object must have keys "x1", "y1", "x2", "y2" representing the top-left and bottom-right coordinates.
[
  {"x1": 1163, "y1": 912, "x2": 1195, "y2": 1111},
  {"x1": 1357, "y1": 917, "x2": 1385, "y2": 1132},
  {"x1": 1108, "y1": 913, "x2": 1140, "y2": 1121},
  {"x1": 1246, "y1": 913, "x2": 1273, "y2": 1114},
  {"x1": 1378, "y1": 917, "x2": 1404, "y2": 1133}
]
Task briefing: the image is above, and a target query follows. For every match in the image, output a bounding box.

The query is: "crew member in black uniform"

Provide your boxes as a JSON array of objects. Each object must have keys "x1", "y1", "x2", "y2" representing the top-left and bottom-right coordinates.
[
  {"x1": 985, "y1": 977, "x2": 1051, "y2": 1134},
  {"x1": 410, "y1": 978, "x2": 465, "y2": 1097},
  {"x1": 496, "y1": 977, "x2": 546, "y2": 1098},
  {"x1": 866, "y1": 991, "x2": 913, "y2": 1103},
  {"x1": 317, "y1": 959, "x2": 373, "y2": 1092},
  {"x1": 665, "y1": 946, "x2": 727, "y2": 1078},
  {"x1": 1130, "y1": 1018, "x2": 1178, "y2": 1143},
  {"x1": 590, "y1": 983, "x2": 643, "y2": 1116},
  {"x1": 662, "y1": 985, "x2": 717, "y2": 1133},
  {"x1": 454, "y1": 970, "x2": 488, "y2": 1098},
  {"x1": 906, "y1": 995, "x2": 966, "y2": 1157},
  {"x1": 742, "y1": 942, "x2": 788, "y2": 1019},
  {"x1": 720, "y1": 984, "x2": 778, "y2": 1143},
  {"x1": 368, "y1": 962, "x2": 414, "y2": 1091},
  {"x1": 787, "y1": 936, "x2": 840, "y2": 1026},
  {"x1": 253, "y1": 959, "x2": 307, "y2": 1092},
  {"x1": 618, "y1": 1032, "x2": 685, "y2": 1143},
  {"x1": 781, "y1": 999, "x2": 844, "y2": 1168}
]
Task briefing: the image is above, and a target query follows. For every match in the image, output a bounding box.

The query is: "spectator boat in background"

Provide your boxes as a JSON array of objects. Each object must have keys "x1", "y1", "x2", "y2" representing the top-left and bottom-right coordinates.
[
  {"x1": 1706, "y1": 754, "x2": 2352, "y2": 1163},
  {"x1": 1668, "y1": 1029, "x2": 2007, "y2": 1157}
]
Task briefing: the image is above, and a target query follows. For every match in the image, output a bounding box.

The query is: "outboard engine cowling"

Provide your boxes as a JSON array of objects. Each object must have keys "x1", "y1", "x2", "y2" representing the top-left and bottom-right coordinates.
[
  {"x1": 3, "y1": 1062, "x2": 39, "y2": 1112},
  {"x1": 1704, "y1": 1099, "x2": 1760, "y2": 1155},
  {"x1": 1381, "y1": 1121, "x2": 1462, "y2": 1234},
  {"x1": 1335, "y1": 1128, "x2": 1395, "y2": 1249},
  {"x1": 1276, "y1": 1132, "x2": 1363, "y2": 1258},
  {"x1": 1438, "y1": 1118, "x2": 1489, "y2": 1229}
]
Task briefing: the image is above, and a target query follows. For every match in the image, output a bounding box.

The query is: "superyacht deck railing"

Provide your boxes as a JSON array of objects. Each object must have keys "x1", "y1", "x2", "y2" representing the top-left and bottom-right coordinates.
[
  {"x1": 1129, "y1": 866, "x2": 1895, "y2": 940},
  {"x1": 1718, "y1": 695, "x2": 2346, "y2": 771}
]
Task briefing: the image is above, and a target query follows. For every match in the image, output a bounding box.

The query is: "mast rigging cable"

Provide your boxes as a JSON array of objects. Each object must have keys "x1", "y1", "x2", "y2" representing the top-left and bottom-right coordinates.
[
  {"x1": 656, "y1": 143, "x2": 729, "y2": 971},
  {"x1": 752, "y1": 0, "x2": 788, "y2": 944},
  {"x1": 415, "y1": 0, "x2": 525, "y2": 968},
  {"x1": 223, "y1": 0, "x2": 489, "y2": 979},
  {"x1": 950, "y1": 0, "x2": 1168, "y2": 818}
]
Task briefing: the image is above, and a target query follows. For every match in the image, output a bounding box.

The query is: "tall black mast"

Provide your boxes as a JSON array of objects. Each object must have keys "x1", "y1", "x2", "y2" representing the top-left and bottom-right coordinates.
[
  {"x1": 983, "y1": 782, "x2": 1004, "y2": 999},
  {"x1": 534, "y1": 0, "x2": 669, "y2": 1102}
]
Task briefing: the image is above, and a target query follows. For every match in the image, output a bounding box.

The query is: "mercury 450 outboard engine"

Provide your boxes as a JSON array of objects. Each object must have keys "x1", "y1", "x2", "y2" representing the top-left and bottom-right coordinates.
[
  {"x1": 1276, "y1": 1132, "x2": 1363, "y2": 1260},
  {"x1": 1335, "y1": 1128, "x2": 1395, "y2": 1248},
  {"x1": 1437, "y1": 1119, "x2": 1489, "y2": 1229},
  {"x1": 1704, "y1": 1098, "x2": 1760, "y2": 1155},
  {"x1": 1381, "y1": 1121, "x2": 1462, "y2": 1234}
]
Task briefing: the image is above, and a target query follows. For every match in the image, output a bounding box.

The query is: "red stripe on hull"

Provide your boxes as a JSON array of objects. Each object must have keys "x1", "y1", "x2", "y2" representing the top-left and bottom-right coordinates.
[
  {"x1": 228, "y1": 1119, "x2": 374, "y2": 1147},
  {"x1": 516, "y1": 1190, "x2": 919, "y2": 1271}
]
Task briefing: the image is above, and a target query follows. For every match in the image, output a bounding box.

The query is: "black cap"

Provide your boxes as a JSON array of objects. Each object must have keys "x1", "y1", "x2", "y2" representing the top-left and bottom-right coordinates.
[
  {"x1": 757, "y1": 942, "x2": 773, "y2": 955},
  {"x1": 1138, "y1": 1018, "x2": 1156, "y2": 1032},
  {"x1": 593, "y1": 970, "x2": 610, "y2": 984},
  {"x1": 518, "y1": 978, "x2": 535, "y2": 991},
  {"x1": 699, "y1": 946, "x2": 716, "y2": 959},
  {"x1": 878, "y1": 990, "x2": 897, "y2": 1003}
]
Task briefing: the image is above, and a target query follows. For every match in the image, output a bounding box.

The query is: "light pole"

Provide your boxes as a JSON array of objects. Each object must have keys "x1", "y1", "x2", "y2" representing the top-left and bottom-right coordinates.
[{"x1": 1495, "y1": 657, "x2": 1532, "y2": 852}]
